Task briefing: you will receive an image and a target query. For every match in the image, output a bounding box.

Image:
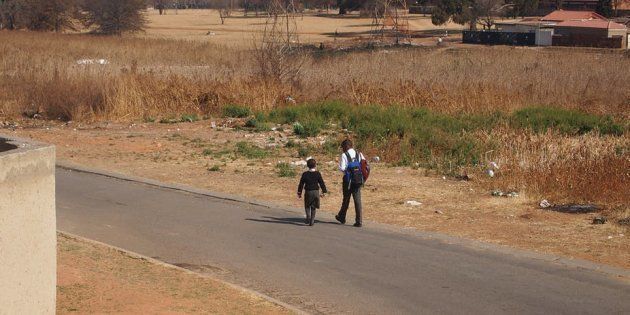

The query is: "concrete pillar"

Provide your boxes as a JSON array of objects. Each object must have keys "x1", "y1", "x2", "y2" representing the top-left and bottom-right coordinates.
[{"x1": 0, "y1": 136, "x2": 56, "y2": 314}]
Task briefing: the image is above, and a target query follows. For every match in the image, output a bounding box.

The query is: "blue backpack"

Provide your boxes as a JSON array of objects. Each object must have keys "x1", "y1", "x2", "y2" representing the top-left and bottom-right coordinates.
[{"x1": 345, "y1": 151, "x2": 364, "y2": 187}]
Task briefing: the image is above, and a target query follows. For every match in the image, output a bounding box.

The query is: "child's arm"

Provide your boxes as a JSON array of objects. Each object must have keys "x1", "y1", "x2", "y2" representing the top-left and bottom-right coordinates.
[
  {"x1": 318, "y1": 172, "x2": 328, "y2": 195},
  {"x1": 297, "y1": 173, "x2": 305, "y2": 198}
]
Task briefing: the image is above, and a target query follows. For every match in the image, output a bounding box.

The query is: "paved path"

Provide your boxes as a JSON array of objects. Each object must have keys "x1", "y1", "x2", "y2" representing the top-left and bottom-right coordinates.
[{"x1": 56, "y1": 168, "x2": 630, "y2": 314}]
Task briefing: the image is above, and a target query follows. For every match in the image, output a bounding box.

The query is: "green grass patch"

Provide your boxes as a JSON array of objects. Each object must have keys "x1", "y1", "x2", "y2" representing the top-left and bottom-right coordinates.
[
  {"x1": 511, "y1": 107, "x2": 624, "y2": 136},
  {"x1": 265, "y1": 101, "x2": 624, "y2": 172},
  {"x1": 222, "y1": 104, "x2": 251, "y2": 118},
  {"x1": 235, "y1": 141, "x2": 268, "y2": 159},
  {"x1": 181, "y1": 113, "x2": 200, "y2": 123},
  {"x1": 276, "y1": 162, "x2": 296, "y2": 177}
]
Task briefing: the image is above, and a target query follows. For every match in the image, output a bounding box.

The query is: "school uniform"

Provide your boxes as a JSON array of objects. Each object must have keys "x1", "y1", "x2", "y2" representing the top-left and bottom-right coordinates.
[
  {"x1": 297, "y1": 169, "x2": 328, "y2": 226},
  {"x1": 337, "y1": 148, "x2": 365, "y2": 226}
]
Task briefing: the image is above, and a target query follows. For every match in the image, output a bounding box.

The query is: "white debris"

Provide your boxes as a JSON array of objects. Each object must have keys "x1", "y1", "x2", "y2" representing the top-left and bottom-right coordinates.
[
  {"x1": 486, "y1": 169, "x2": 495, "y2": 177},
  {"x1": 211, "y1": 121, "x2": 217, "y2": 128},
  {"x1": 406, "y1": 200, "x2": 422, "y2": 206},
  {"x1": 435, "y1": 210, "x2": 444, "y2": 214},
  {"x1": 539, "y1": 199, "x2": 552, "y2": 208},
  {"x1": 290, "y1": 160, "x2": 307, "y2": 167},
  {"x1": 372, "y1": 156, "x2": 380, "y2": 163},
  {"x1": 76, "y1": 59, "x2": 109, "y2": 65}
]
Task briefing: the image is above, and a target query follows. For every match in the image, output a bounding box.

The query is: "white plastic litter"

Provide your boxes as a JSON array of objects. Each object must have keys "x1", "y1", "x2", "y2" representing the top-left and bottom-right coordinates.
[
  {"x1": 76, "y1": 59, "x2": 109, "y2": 65},
  {"x1": 539, "y1": 199, "x2": 552, "y2": 208},
  {"x1": 406, "y1": 200, "x2": 422, "y2": 206}
]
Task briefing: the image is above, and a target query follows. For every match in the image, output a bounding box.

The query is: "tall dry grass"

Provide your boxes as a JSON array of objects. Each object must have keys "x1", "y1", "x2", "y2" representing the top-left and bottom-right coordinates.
[{"x1": 1, "y1": 31, "x2": 629, "y2": 120}]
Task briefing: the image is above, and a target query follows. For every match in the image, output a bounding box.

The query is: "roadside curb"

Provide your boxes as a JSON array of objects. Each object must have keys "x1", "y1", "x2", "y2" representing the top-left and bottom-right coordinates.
[
  {"x1": 56, "y1": 161, "x2": 630, "y2": 281},
  {"x1": 58, "y1": 231, "x2": 308, "y2": 315}
]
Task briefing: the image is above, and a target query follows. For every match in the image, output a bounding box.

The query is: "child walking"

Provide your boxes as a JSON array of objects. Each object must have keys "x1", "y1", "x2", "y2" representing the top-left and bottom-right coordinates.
[{"x1": 297, "y1": 159, "x2": 328, "y2": 226}]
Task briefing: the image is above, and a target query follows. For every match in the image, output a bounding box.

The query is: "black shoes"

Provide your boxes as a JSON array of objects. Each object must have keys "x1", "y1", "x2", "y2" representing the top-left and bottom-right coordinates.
[
  {"x1": 353, "y1": 223, "x2": 362, "y2": 228},
  {"x1": 304, "y1": 218, "x2": 310, "y2": 224},
  {"x1": 335, "y1": 214, "x2": 346, "y2": 224}
]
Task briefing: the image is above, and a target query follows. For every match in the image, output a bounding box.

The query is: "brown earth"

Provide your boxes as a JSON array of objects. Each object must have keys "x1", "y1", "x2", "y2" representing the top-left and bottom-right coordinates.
[
  {"x1": 8, "y1": 119, "x2": 628, "y2": 270},
  {"x1": 57, "y1": 233, "x2": 290, "y2": 314}
]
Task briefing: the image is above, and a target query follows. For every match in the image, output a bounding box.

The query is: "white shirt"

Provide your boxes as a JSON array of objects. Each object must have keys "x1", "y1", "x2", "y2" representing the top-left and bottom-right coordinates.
[{"x1": 339, "y1": 148, "x2": 365, "y2": 173}]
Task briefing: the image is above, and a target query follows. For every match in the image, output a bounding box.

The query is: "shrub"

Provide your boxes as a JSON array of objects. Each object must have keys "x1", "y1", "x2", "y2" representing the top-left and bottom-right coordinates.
[
  {"x1": 276, "y1": 162, "x2": 296, "y2": 177},
  {"x1": 235, "y1": 141, "x2": 268, "y2": 159},
  {"x1": 181, "y1": 113, "x2": 199, "y2": 123},
  {"x1": 222, "y1": 104, "x2": 251, "y2": 118},
  {"x1": 512, "y1": 107, "x2": 624, "y2": 136},
  {"x1": 202, "y1": 148, "x2": 213, "y2": 156},
  {"x1": 293, "y1": 120, "x2": 323, "y2": 138},
  {"x1": 297, "y1": 144, "x2": 311, "y2": 158},
  {"x1": 208, "y1": 165, "x2": 221, "y2": 172}
]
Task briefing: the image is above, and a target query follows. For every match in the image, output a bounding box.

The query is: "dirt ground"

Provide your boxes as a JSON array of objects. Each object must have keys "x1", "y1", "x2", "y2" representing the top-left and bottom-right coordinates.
[
  {"x1": 7, "y1": 119, "x2": 628, "y2": 270},
  {"x1": 57, "y1": 233, "x2": 290, "y2": 314},
  {"x1": 142, "y1": 9, "x2": 465, "y2": 47}
]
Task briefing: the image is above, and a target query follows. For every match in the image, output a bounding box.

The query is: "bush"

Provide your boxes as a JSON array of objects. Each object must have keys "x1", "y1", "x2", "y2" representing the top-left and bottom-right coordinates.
[
  {"x1": 276, "y1": 162, "x2": 296, "y2": 177},
  {"x1": 297, "y1": 144, "x2": 311, "y2": 158},
  {"x1": 293, "y1": 120, "x2": 322, "y2": 138},
  {"x1": 208, "y1": 165, "x2": 221, "y2": 172},
  {"x1": 235, "y1": 141, "x2": 268, "y2": 159},
  {"x1": 82, "y1": 0, "x2": 147, "y2": 35},
  {"x1": 181, "y1": 113, "x2": 199, "y2": 123},
  {"x1": 512, "y1": 107, "x2": 624, "y2": 136},
  {"x1": 222, "y1": 104, "x2": 251, "y2": 118}
]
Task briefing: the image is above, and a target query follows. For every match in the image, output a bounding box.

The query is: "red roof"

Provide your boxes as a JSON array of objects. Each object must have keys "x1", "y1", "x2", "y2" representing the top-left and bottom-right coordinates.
[
  {"x1": 556, "y1": 20, "x2": 628, "y2": 30},
  {"x1": 541, "y1": 10, "x2": 607, "y2": 22}
]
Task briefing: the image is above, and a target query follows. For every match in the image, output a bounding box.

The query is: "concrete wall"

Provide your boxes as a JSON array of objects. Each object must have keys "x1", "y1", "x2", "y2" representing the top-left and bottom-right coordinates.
[{"x1": 0, "y1": 136, "x2": 56, "y2": 314}]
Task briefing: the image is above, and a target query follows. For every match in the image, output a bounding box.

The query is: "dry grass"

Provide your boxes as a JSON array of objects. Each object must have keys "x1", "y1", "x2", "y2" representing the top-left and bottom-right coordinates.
[
  {"x1": 0, "y1": 30, "x2": 628, "y2": 212},
  {"x1": 1, "y1": 31, "x2": 629, "y2": 121},
  {"x1": 477, "y1": 130, "x2": 629, "y2": 210}
]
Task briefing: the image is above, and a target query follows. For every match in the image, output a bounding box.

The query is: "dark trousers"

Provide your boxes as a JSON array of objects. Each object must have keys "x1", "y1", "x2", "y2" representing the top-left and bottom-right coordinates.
[
  {"x1": 304, "y1": 190, "x2": 320, "y2": 222},
  {"x1": 338, "y1": 179, "x2": 362, "y2": 224}
]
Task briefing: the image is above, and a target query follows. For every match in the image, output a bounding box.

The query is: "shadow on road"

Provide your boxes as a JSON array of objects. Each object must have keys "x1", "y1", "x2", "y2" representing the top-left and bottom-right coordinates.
[{"x1": 246, "y1": 216, "x2": 337, "y2": 226}]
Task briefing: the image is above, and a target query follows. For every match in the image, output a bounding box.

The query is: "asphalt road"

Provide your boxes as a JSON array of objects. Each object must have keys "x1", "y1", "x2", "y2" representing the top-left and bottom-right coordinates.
[{"x1": 56, "y1": 168, "x2": 630, "y2": 314}]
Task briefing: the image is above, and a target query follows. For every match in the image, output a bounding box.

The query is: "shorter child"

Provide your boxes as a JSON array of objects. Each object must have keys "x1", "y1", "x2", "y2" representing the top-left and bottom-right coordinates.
[{"x1": 297, "y1": 159, "x2": 328, "y2": 226}]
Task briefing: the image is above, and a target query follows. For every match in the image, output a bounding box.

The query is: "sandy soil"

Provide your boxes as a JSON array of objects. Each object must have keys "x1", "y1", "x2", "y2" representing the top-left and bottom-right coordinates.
[
  {"x1": 142, "y1": 9, "x2": 464, "y2": 47},
  {"x1": 7, "y1": 119, "x2": 628, "y2": 270},
  {"x1": 57, "y1": 233, "x2": 290, "y2": 314}
]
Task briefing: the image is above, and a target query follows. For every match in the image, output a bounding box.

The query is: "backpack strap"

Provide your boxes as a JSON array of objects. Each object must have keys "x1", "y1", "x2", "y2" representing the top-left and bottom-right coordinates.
[{"x1": 344, "y1": 151, "x2": 353, "y2": 165}]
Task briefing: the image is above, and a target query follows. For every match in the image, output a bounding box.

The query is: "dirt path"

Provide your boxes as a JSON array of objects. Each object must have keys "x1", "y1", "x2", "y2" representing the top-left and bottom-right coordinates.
[
  {"x1": 6, "y1": 120, "x2": 629, "y2": 269},
  {"x1": 57, "y1": 233, "x2": 290, "y2": 314}
]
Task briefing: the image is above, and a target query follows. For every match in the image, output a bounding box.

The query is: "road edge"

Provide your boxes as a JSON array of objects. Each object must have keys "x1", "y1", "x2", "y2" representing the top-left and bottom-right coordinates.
[
  {"x1": 56, "y1": 161, "x2": 630, "y2": 280},
  {"x1": 57, "y1": 231, "x2": 308, "y2": 315}
]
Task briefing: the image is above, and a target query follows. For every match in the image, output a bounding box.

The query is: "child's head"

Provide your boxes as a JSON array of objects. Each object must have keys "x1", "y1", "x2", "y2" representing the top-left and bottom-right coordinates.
[{"x1": 307, "y1": 158, "x2": 317, "y2": 169}]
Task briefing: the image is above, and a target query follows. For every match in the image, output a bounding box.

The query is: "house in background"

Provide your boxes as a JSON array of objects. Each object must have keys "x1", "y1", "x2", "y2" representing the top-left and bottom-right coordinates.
[{"x1": 491, "y1": 10, "x2": 629, "y2": 48}]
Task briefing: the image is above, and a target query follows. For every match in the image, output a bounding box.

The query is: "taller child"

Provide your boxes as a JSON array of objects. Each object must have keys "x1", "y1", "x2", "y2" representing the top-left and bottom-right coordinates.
[{"x1": 335, "y1": 139, "x2": 365, "y2": 227}]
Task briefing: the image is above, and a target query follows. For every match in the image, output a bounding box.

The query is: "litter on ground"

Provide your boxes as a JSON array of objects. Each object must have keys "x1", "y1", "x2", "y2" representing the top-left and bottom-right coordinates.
[
  {"x1": 406, "y1": 200, "x2": 422, "y2": 206},
  {"x1": 539, "y1": 200, "x2": 600, "y2": 214},
  {"x1": 76, "y1": 59, "x2": 109, "y2": 65},
  {"x1": 491, "y1": 190, "x2": 519, "y2": 198}
]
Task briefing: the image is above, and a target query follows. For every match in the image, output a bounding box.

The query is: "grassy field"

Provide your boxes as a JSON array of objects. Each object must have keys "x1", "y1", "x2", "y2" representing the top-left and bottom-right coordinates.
[
  {"x1": 0, "y1": 11, "x2": 628, "y2": 214},
  {"x1": 142, "y1": 9, "x2": 464, "y2": 45}
]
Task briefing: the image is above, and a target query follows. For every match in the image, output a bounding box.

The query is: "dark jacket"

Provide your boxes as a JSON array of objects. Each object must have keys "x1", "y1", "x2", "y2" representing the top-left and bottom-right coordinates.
[{"x1": 298, "y1": 170, "x2": 328, "y2": 195}]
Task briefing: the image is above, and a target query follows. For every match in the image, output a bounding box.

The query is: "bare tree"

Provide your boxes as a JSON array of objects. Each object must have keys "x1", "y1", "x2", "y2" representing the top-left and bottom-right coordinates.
[
  {"x1": 476, "y1": 0, "x2": 508, "y2": 29},
  {"x1": 253, "y1": 0, "x2": 304, "y2": 85},
  {"x1": 218, "y1": 0, "x2": 232, "y2": 24},
  {"x1": 154, "y1": 0, "x2": 172, "y2": 15},
  {"x1": 82, "y1": 0, "x2": 148, "y2": 35}
]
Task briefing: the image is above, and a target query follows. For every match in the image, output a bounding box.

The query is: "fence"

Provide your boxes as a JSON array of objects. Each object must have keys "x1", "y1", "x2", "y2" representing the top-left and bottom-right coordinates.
[
  {"x1": 552, "y1": 35, "x2": 625, "y2": 48},
  {"x1": 462, "y1": 31, "x2": 536, "y2": 46}
]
